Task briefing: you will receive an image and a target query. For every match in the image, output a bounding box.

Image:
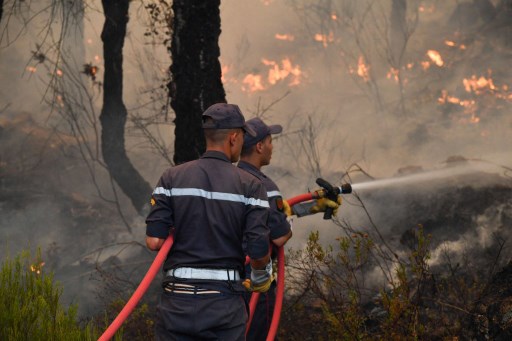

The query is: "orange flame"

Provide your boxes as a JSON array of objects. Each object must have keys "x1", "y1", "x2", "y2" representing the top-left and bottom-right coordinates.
[
  {"x1": 438, "y1": 90, "x2": 480, "y2": 124},
  {"x1": 444, "y1": 40, "x2": 466, "y2": 50},
  {"x1": 357, "y1": 56, "x2": 370, "y2": 82},
  {"x1": 438, "y1": 90, "x2": 460, "y2": 105},
  {"x1": 427, "y1": 50, "x2": 444, "y2": 67},
  {"x1": 30, "y1": 261, "x2": 45, "y2": 275},
  {"x1": 275, "y1": 34, "x2": 295, "y2": 41},
  {"x1": 242, "y1": 74, "x2": 266, "y2": 92},
  {"x1": 463, "y1": 75, "x2": 496, "y2": 94},
  {"x1": 263, "y1": 58, "x2": 302, "y2": 86},
  {"x1": 314, "y1": 32, "x2": 334, "y2": 48},
  {"x1": 438, "y1": 71, "x2": 512, "y2": 126},
  {"x1": 387, "y1": 68, "x2": 400, "y2": 83},
  {"x1": 241, "y1": 58, "x2": 303, "y2": 93},
  {"x1": 26, "y1": 66, "x2": 37, "y2": 73},
  {"x1": 221, "y1": 65, "x2": 230, "y2": 83}
]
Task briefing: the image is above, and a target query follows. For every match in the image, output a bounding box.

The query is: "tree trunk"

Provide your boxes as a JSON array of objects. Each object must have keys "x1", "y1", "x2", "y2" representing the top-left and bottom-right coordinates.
[
  {"x1": 390, "y1": 0, "x2": 407, "y2": 67},
  {"x1": 0, "y1": 0, "x2": 4, "y2": 24},
  {"x1": 168, "y1": 0, "x2": 226, "y2": 165},
  {"x1": 100, "y1": 0, "x2": 151, "y2": 217}
]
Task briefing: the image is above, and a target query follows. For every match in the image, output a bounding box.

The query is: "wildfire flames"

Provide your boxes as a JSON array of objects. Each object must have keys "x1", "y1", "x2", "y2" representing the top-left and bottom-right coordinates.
[
  {"x1": 314, "y1": 32, "x2": 334, "y2": 48},
  {"x1": 30, "y1": 261, "x2": 45, "y2": 275},
  {"x1": 387, "y1": 67, "x2": 400, "y2": 83},
  {"x1": 348, "y1": 56, "x2": 371, "y2": 82},
  {"x1": 438, "y1": 72, "x2": 512, "y2": 125},
  {"x1": 238, "y1": 57, "x2": 303, "y2": 93},
  {"x1": 427, "y1": 50, "x2": 444, "y2": 67},
  {"x1": 275, "y1": 33, "x2": 295, "y2": 41},
  {"x1": 463, "y1": 75, "x2": 496, "y2": 94},
  {"x1": 218, "y1": 0, "x2": 511, "y2": 141},
  {"x1": 445, "y1": 40, "x2": 466, "y2": 50},
  {"x1": 243, "y1": 74, "x2": 266, "y2": 92}
]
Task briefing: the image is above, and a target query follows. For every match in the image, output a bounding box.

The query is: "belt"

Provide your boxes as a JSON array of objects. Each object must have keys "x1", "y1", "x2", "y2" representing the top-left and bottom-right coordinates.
[
  {"x1": 167, "y1": 267, "x2": 241, "y2": 281},
  {"x1": 164, "y1": 283, "x2": 221, "y2": 295}
]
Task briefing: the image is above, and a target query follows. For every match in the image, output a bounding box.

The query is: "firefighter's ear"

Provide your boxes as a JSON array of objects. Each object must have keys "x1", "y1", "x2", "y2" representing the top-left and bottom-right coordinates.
[
  {"x1": 228, "y1": 130, "x2": 239, "y2": 146},
  {"x1": 255, "y1": 140, "x2": 264, "y2": 153}
]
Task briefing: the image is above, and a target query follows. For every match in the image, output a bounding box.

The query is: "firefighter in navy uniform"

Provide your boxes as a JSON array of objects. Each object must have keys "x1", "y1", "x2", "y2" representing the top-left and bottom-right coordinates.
[
  {"x1": 145, "y1": 103, "x2": 274, "y2": 341},
  {"x1": 238, "y1": 117, "x2": 341, "y2": 341}
]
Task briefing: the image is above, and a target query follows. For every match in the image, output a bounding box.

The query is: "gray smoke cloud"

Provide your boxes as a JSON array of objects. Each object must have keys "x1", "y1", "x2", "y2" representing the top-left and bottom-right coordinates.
[{"x1": 1, "y1": 0, "x2": 512, "y2": 316}]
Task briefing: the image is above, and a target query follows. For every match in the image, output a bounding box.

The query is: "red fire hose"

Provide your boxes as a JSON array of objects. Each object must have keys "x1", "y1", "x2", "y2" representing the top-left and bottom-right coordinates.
[
  {"x1": 246, "y1": 193, "x2": 315, "y2": 340},
  {"x1": 98, "y1": 235, "x2": 174, "y2": 341},
  {"x1": 98, "y1": 193, "x2": 317, "y2": 341}
]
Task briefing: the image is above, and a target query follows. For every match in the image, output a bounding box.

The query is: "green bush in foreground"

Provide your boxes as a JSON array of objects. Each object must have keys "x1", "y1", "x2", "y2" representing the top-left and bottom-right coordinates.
[{"x1": 0, "y1": 249, "x2": 99, "y2": 341}]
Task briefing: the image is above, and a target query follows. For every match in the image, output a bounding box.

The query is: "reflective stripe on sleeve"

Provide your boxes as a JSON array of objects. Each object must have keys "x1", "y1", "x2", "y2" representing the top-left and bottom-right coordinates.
[
  {"x1": 152, "y1": 187, "x2": 270, "y2": 208},
  {"x1": 266, "y1": 190, "x2": 281, "y2": 198}
]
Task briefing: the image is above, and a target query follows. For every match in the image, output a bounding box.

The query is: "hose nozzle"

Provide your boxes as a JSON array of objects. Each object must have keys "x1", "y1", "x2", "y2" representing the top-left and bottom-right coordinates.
[
  {"x1": 339, "y1": 183, "x2": 352, "y2": 194},
  {"x1": 315, "y1": 178, "x2": 352, "y2": 220}
]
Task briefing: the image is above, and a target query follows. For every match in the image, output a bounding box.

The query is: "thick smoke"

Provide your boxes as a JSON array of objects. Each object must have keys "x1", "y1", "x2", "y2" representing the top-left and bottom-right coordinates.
[
  {"x1": 1, "y1": 0, "x2": 511, "y2": 316},
  {"x1": 218, "y1": 0, "x2": 512, "y2": 251}
]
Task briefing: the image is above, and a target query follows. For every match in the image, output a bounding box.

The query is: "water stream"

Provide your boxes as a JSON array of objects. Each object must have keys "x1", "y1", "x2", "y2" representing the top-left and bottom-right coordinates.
[{"x1": 350, "y1": 162, "x2": 500, "y2": 192}]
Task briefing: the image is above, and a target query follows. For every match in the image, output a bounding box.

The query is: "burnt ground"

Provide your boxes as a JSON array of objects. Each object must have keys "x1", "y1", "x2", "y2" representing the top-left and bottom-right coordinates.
[
  {"x1": 0, "y1": 114, "x2": 161, "y2": 317},
  {"x1": 3, "y1": 114, "x2": 512, "y2": 338},
  {"x1": 280, "y1": 161, "x2": 512, "y2": 339},
  {"x1": 397, "y1": 168, "x2": 512, "y2": 339},
  {"x1": 360, "y1": 162, "x2": 512, "y2": 338}
]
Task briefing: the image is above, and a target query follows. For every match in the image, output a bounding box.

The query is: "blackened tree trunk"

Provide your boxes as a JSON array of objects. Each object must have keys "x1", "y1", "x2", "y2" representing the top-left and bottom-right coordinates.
[
  {"x1": 168, "y1": 0, "x2": 226, "y2": 165},
  {"x1": 390, "y1": 0, "x2": 407, "y2": 67},
  {"x1": 100, "y1": 0, "x2": 151, "y2": 217}
]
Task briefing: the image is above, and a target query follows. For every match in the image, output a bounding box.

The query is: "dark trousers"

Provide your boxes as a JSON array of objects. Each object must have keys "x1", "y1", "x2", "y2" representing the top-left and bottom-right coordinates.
[
  {"x1": 155, "y1": 291, "x2": 248, "y2": 341},
  {"x1": 246, "y1": 281, "x2": 277, "y2": 341}
]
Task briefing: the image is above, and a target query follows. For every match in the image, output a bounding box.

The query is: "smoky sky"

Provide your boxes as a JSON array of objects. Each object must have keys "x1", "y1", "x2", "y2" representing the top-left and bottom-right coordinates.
[
  {"x1": 218, "y1": 0, "x2": 512, "y2": 252},
  {"x1": 1, "y1": 0, "x2": 512, "y2": 315}
]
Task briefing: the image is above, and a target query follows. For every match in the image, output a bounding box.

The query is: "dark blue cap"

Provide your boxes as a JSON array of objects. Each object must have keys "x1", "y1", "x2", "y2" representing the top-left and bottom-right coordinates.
[
  {"x1": 202, "y1": 103, "x2": 256, "y2": 137},
  {"x1": 243, "y1": 117, "x2": 283, "y2": 149}
]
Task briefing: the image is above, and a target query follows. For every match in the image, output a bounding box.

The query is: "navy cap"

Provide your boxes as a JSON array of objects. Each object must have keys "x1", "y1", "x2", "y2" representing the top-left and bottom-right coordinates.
[
  {"x1": 243, "y1": 117, "x2": 283, "y2": 149},
  {"x1": 202, "y1": 103, "x2": 256, "y2": 137}
]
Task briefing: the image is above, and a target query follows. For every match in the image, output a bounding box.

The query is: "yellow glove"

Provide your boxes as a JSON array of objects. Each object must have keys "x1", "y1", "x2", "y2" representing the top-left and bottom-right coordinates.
[
  {"x1": 245, "y1": 262, "x2": 274, "y2": 293},
  {"x1": 242, "y1": 275, "x2": 274, "y2": 293},
  {"x1": 282, "y1": 199, "x2": 292, "y2": 217},
  {"x1": 310, "y1": 196, "x2": 342, "y2": 216},
  {"x1": 242, "y1": 278, "x2": 252, "y2": 291}
]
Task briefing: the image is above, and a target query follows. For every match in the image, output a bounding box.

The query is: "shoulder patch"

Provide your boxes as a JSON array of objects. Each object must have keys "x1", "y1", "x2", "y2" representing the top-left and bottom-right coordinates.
[
  {"x1": 150, "y1": 197, "x2": 156, "y2": 206},
  {"x1": 276, "y1": 197, "x2": 284, "y2": 212}
]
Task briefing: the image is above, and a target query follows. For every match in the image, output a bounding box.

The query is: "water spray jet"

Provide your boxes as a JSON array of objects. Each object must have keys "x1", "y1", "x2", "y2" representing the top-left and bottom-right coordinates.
[{"x1": 350, "y1": 162, "x2": 501, "y2": 192}]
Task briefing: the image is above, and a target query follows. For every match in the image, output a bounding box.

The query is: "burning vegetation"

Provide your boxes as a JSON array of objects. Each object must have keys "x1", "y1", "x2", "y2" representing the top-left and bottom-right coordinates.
[{"x1": 2, "y1": 0, "x2": 512, "y2": 339}]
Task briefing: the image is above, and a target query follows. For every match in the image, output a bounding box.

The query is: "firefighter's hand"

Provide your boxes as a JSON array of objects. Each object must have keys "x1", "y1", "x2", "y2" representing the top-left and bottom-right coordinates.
[
  {"x1": 246, "y1": 262, "x2": 273, "y2": 293},
  {"x1": 242, "y1": 278, "x2": 252, "y2": 291},
  {"x1": 282, "y1": 200, "x2": 292, "y2": 217},
  {"x1": 310, "y1": 196, "x2": 342, "y2": 216}
]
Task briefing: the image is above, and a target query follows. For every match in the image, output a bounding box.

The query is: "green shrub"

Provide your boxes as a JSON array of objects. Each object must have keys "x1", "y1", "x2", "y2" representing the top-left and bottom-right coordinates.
[{"x1": 0, "y1": 249, "x2": 98, "y2": 341}]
